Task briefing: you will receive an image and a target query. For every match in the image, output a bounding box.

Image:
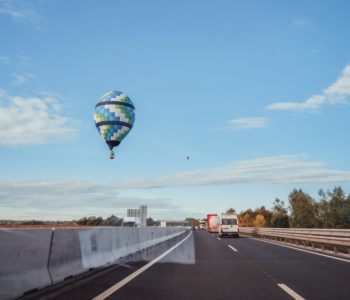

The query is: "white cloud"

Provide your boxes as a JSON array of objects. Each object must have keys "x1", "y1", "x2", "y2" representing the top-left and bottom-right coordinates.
[
  {"x1": 228, "y1": 117, "x2": 269, "y2": 129},
  {"x1": 214, "y1": 117, "x2": 269, "y2": 131},
  {"x1": 266, "y1": 63, "x2": 350, "y2": 112},
  {"x1": 113, "y1": 155, "x2": 350, "y2": 189},
  {"x1": 0, "y1": 0, "x2": 39, "y2": 23},
  {"x1": 324, "y1": 64, "x2": 350, "y2": 103},
  {"x1": 0, "y1": 90, "x2": 77, "y2": 146},
  {"x1": 267, "y1": 95, "x2": 326, "y2": 111}
]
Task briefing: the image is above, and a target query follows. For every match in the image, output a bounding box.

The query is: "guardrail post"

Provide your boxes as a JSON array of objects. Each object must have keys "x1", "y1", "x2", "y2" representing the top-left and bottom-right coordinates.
[{"x1": 333, "y1": 246, "x2": 338, "y2": 254}]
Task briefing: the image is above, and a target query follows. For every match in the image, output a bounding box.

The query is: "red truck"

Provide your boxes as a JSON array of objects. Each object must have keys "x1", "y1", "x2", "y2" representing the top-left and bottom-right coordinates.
[{"x1": 207, "y1": 214, "x2": 219, "y2": 233}]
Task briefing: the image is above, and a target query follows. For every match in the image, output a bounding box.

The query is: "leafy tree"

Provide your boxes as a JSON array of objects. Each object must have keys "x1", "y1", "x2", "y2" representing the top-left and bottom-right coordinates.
[
  {"x1": 102, "y1": 215, "x2": 123, "y2": 226},
  {"x1": 225, "y1": 208, "x2": 236, "y2": 215},
  {"x1": 76, "y1": 216, "x2": 103, "y2": 226},
  {"x1": 185, "y1": 218, "x2": 199, "y2": 227},
  {"x1": 327, "y1": 186, "x2": 350, "y2": 228},
  {"x1": 270, "y1": 199, "x2": 289, "y2": 228},
  {"x1": 289, "y1": 189, "x2": 318, "y2": 228},
  {"x1": 147, "y1": 218, "x2": 158, "y2": 226}
]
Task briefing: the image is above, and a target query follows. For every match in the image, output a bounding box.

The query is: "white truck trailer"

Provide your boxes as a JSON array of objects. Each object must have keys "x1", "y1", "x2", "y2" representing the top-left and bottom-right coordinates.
[{"x1": 122, "y1": 216, "x2": 141, "y2": 227}]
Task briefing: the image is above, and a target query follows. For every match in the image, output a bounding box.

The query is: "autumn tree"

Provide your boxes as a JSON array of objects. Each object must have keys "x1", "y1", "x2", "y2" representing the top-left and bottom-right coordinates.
[
  {"x1": 238, "y1": 209, "x2": 255, "y2": 227},
  {"x1": 253, "y1": 214, "x2": 266, "y2": 227},
  {"x1": 254, "y1": 206, "x2": 272, "y2": 226}
]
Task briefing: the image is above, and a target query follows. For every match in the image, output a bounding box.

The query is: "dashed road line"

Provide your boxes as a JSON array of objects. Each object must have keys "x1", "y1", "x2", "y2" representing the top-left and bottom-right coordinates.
[
  {"x1": 228, "y1": 245, "x2": 238, "y2": 252},
  {"x1": 278, "y1": 283, "x2": 305, "y2": 300}
]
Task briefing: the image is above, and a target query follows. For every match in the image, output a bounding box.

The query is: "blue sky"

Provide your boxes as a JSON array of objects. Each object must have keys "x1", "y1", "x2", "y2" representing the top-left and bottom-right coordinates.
[{"x1": 1, "y1": 0, "x2": 350, "y2": 220}]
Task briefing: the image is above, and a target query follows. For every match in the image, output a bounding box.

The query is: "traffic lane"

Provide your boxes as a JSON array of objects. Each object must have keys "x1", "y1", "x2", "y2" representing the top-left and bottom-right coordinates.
[
  {"x1": 107, "y1": 230, "x2": 289, "y2": 300},
  {"x1": 223, "y1": 235, "x2": 350, "y2": 300},
  {"x1": 45, "y1": 232, "x2": 190, "y2": 300}
]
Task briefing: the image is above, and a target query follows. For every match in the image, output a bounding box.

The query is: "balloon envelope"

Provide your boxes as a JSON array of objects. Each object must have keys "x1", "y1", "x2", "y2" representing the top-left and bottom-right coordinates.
[{"x1": 94, "y1": 90, "x2": 135, "y2": 151}]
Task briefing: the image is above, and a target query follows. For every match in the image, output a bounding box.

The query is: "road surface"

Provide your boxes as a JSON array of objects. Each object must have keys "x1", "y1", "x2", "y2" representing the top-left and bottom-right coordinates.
[{"x1": 30, "y1": 230, "x2": 350, "y2": 300}]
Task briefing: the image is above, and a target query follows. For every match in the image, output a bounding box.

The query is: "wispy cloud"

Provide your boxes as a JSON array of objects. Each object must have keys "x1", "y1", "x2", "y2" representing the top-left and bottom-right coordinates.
[
  {"x1": 0, "y1": 180, "x2": 182, "y2": 220},
  {"x1": 0, "y1": 0, "x2": 39, "y2": 23},
  {"x1": 113, "y1": 155, "x2": 350, "y2": 189},
  {"x1": 0, "y1": 90, "x2": 77, "y2": 146},
  {"x1": 12, "y1": 72, "x2": 33, "y2": 86},
  {"x1": 229, "y1": 117, "x2": 269, "y2": 129},
  {"x1": 0, "y1": 55, "x2": 11, "y2": 64},
  {"x1": 1, "y1": 156, "x2": 349, "y2": 219},
  {"x1": 214, "y1": 117, "x2": 269, "y2": 131},
  {"x1": 266, "y1": 63, "x2": 350, "y2": 112},
  {"x1": 292, "y1": 17, "x2": 311, "y2": 29}
]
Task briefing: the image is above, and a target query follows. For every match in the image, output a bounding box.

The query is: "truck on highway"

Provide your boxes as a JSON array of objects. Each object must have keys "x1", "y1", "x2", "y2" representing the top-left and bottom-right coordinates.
[
  {"x1": 218, "y1": 214, "x2": 239, "y2": 238},
  {"x1": 122, "y1": 217, "x2": 141, "y2": 227},
  {"x1": 207, "y1": 214, "x2": 219, "y2": 233}
]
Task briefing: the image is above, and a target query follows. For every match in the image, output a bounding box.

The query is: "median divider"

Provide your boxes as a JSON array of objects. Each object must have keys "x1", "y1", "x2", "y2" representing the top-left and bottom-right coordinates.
[
  {"x1": 0, "y1": 229, "x2": 53, "y2": 300},
  {"x1": 0, "y1": 227, "x2": 186, "y2": 300}
]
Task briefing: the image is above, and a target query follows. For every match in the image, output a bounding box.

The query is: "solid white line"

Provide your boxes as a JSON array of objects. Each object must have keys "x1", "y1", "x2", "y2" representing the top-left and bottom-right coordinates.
[
  {"x1": 228, "y1": 245, "x2": 238, "y2": 252},
  {"x1": 278, "y1": 283, "x2": 305, "y2": 300},
  {"x1": 217, "y1": 237, "x2": 221, "y2": 240},
  {"x1": 248, "y1": 236, "x2": 350, "y2": 264},
  {"x1": 92, "y1": 231, "x2": 192, "y2": 300}
]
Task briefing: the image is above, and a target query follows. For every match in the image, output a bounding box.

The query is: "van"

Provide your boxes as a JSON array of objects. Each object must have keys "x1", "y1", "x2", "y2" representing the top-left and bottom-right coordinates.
[{"x1": 218, "y1": 214, "x2": 239, "y2": 238}]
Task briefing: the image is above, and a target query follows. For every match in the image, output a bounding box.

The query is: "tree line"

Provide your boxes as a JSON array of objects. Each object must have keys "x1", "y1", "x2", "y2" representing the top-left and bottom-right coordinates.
[
  {"x1": 237, "y1": 186, "x2": 350, "y2": 228},
  {"x1": 74, "y1": 216, "x2": 161, "y2": 226}
]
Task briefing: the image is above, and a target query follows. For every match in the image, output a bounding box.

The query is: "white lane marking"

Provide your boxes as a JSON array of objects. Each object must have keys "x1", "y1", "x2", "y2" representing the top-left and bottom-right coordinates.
[
  {"x1": 92, "y1": 231, "x2": 192, "y2": 300},
  {"x1": 278, "y1": 283, "x2": 305, "y2": 300},
  {"x1": 248, "y1": 237, "x2": 350, "y2": 264},
  {"x1": 217, "y1": 237, "x2": 221, "y2": 240},
  {"x1": 228, "y1": 245, "x2": 238, "y2": 252}
]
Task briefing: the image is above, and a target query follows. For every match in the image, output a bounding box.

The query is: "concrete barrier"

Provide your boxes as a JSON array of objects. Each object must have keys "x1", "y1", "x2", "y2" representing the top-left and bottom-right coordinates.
[
  {"x1": 78, "y1": 228, "x2": 116, "y2": 269},
  {"x1": 0, "y1": 229, "x2": 53, "y2": 300},
  {"x1": 0, "y1": 227, "x2": 186, "y2": 300},
  {"x1": 48, "y1": 228, "x2": 86, "y2": 284},
  {"x1": 111, "y1": 228, "x2": 185, "y2": 260}
]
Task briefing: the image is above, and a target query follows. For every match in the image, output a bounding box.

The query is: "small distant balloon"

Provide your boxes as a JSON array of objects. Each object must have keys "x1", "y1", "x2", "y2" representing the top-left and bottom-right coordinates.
[
  {"x1": 186, "y1": 156, "x2": 190, "y2": 160},
  {"x1": 93, "y1": 90, "x2": 135, "y2": 159}
]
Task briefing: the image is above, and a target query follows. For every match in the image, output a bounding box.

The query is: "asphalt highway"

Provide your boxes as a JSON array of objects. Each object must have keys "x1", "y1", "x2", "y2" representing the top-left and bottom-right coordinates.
[{"x1": 37, "y1": 230, "x2": 350, "y2": 300}]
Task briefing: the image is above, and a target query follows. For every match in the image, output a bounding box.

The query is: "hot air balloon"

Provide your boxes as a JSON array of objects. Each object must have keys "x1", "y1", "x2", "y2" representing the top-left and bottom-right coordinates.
[{"x1": 94, "y1": 90, "x2": 135, "y2": 159}]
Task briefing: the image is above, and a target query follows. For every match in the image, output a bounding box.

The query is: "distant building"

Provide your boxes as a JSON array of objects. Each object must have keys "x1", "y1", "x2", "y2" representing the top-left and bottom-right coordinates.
[{"x1": 127, "y1": 205, "x2": 147, "y2": 227}]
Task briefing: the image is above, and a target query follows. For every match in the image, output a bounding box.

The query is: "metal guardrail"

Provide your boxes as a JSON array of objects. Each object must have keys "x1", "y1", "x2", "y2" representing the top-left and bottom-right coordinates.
[{"x1": 239, "y1": 227, "x2": 350, "y2": 259}]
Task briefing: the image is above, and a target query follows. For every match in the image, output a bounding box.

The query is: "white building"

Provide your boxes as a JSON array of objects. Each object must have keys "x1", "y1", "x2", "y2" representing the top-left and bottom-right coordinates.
[{"x1": 127, "y1": 205, "x2": 147, "y2": 227}]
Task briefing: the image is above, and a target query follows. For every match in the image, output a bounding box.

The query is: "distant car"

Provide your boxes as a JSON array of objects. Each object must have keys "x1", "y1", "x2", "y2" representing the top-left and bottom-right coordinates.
[
  {"x1": 218, "y1": 214, "x2": 239, "y2": 238},
  {"x1": 199, "y1": 222, "x2": 206, "y2": 230}
]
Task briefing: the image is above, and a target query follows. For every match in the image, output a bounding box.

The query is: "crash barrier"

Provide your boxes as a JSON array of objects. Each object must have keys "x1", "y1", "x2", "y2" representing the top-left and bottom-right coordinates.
[
  {"x1": 0, "y1": 227, "x2": 186, "y2": 300},
  {"x1": 240, "y1": 227, "x2": 350, "y2": 258}
]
